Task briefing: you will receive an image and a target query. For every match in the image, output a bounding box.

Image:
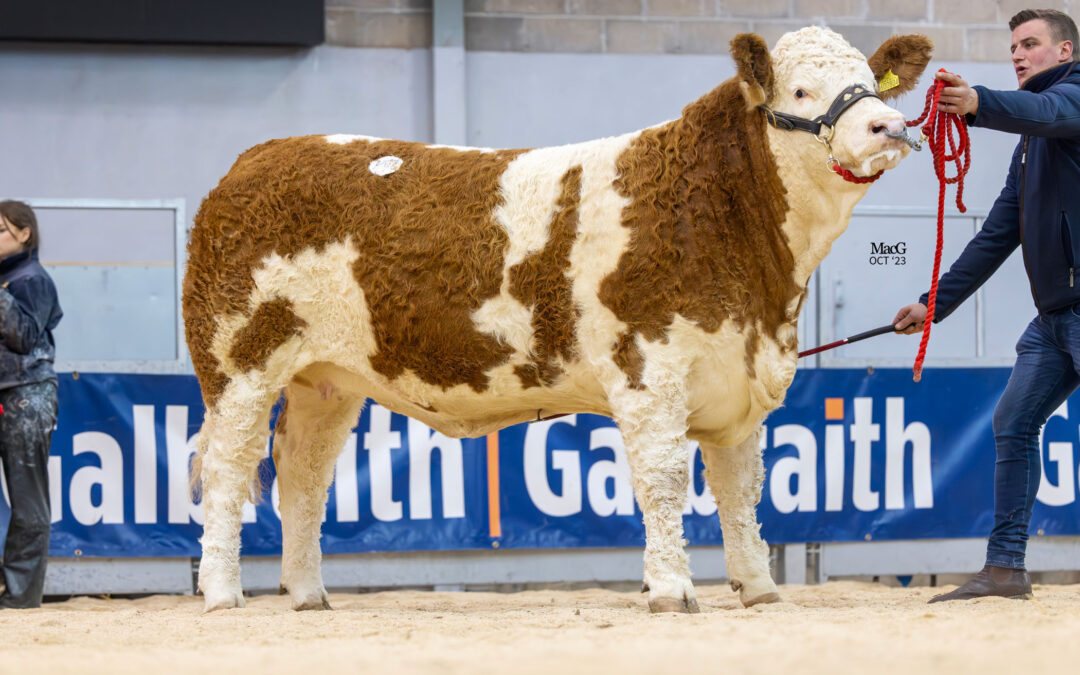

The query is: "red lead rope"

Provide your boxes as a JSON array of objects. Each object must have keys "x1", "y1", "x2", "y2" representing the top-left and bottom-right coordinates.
[{"x1": 907, "y1": 69, "x2": 971, "y2": 382}]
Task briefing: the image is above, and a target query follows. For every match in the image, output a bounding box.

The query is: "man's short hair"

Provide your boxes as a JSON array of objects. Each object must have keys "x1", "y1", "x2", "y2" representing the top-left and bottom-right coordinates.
[{"x1": 1010, "y1": 9, "x2": 1080, "y2": 62}]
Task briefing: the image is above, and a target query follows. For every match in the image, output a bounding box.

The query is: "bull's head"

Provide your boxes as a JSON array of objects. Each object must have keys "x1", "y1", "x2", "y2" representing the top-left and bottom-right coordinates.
[{"x1": 733, "y1": 27, "x2": 933, "y2": 181}]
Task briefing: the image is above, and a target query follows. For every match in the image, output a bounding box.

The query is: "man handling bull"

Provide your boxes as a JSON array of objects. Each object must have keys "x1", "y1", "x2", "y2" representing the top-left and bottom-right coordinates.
[{"x1": 892, "y1": 9, "x2": 1080, "y2": 603}]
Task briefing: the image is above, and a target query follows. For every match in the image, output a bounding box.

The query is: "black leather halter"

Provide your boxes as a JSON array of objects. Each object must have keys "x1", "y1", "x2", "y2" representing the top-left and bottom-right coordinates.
[{"x1": 759, "y1": 84, "x2": 880, "y2": 138}]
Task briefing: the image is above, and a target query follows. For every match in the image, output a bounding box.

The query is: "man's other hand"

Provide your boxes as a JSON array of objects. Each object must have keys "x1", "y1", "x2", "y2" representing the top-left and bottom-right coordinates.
[
  {"x1": 893, "y1": 303, "x2": 928, "y2": 334},
  {"x1": 936, "y1": 71, "x2": 980, "y2": 116}
]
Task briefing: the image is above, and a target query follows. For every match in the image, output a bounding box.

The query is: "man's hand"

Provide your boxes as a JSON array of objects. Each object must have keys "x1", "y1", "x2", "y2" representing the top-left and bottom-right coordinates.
[
  {"x1": 936, "y1": 71, "x2": 979, "y2": 116},
  {"x1": 893, "y1": 303, "x2": 927, "y2": 334}
]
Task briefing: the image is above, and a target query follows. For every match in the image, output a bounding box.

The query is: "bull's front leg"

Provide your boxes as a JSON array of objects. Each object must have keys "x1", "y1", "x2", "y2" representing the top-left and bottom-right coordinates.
[
  {"x1": 612, "y1": 381, "x2": 698, "y2": 614},
  {"x1": 700, "y1": 428, "x2": 782, "y2": 607}
]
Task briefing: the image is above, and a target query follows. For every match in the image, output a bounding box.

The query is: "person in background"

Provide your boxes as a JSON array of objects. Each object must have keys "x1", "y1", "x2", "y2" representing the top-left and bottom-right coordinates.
[
  {"x1": 0, "y1": 199, "x2": 62, "y2": 609},
  {"x1": 892, "y1": 9, "x2": 1080, "y2": 603}
]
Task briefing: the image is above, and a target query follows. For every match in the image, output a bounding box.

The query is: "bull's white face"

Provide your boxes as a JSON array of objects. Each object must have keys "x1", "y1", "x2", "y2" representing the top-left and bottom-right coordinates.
[{"x1": 770, "y1": 27, "x2": 911, "y2": 177}]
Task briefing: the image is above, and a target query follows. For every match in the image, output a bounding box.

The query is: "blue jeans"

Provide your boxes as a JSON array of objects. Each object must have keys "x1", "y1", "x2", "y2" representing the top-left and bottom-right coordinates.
[{"x1": 988, "y1": 308, "x2": 1080, "y2": 569}]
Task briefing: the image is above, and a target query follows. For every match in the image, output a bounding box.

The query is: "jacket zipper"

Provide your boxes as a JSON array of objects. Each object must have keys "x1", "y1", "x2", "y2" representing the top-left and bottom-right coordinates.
[
  {"x1": 1066, "y1": 211, "x2": 1075, "y2": 287},
  {"x1": 1019, "y1": 136, "x2": 1041, "y2": 312}
]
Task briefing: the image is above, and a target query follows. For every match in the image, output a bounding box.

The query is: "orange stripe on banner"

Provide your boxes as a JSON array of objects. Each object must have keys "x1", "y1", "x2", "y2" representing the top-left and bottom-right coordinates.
[{"x1": 486, "y1": 432, "x2": 501, "y2": 539}]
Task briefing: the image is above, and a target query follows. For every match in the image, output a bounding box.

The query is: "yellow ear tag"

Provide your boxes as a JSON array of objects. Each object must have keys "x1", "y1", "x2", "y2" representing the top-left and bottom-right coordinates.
[{"x1": 878, "y1": 68, "x2": 900, "y2": 93}]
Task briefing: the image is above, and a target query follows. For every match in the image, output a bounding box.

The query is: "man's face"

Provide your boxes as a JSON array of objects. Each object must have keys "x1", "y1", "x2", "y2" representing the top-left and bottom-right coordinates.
[{"x1": 1011, "y1": 19, "x2": 1074, "y2": 87}]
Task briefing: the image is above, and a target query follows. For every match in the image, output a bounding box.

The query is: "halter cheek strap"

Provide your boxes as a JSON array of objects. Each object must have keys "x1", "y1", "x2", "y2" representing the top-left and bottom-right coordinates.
[{"x1": 758, "y1": 84, "x2": 881, "y2": 138}]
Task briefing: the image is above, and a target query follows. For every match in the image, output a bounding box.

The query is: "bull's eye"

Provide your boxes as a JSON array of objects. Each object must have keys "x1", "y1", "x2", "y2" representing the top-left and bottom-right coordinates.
[{"x1": 794, "y1": 89, "x2": 807, "y2": 100}]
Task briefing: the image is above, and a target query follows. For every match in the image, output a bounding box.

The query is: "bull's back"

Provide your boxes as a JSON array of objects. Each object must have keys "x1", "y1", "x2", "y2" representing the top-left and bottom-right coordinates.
[{"x1": 189, "y1": 135, "x2": 527, "y2": 298}]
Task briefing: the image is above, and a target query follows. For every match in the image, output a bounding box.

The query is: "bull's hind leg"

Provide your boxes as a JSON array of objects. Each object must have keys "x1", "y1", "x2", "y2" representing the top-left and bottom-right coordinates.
[
  {"x1": 273, "y1": 379, "x2": 364, "y2": 611},
  {"x1": 197, "y1": 380, "x2": 279, "y2": 612},
  {"x1": 612, "y1": 382, "x2": 699, "y2": 614},
  {"x1": 700, "y1": 429, "x2": 781, "y2": 607}
]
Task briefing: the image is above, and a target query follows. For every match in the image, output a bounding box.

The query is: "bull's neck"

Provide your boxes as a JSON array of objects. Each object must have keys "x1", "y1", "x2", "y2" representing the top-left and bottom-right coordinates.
[
  {"x1": 766, "y1": 126, "x2": 868, "y2": 295},
  {"x1": 608, "y1": 86, "x2": 806, "y2": 342}
]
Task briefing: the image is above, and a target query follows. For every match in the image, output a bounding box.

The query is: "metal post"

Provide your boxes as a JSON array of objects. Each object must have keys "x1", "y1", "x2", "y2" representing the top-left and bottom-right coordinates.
[
  {"x1": 432, "y1": 0, "x2": 467, "y2": 145},
  {"x1": 783, "y1": 543, "x2": 808, "y2": 584},
  {"x1": 807, "y1": 543, "x2": 824, "y2": 584}
]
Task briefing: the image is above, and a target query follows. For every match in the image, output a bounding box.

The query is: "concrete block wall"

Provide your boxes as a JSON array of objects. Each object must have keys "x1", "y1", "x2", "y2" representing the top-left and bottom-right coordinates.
[
  {"x1": 325, "y1": 1, "x2": 1076, "y2": 60},
  {"x1": 326, "y1": 1, "x2": 435, "y2": 48}
]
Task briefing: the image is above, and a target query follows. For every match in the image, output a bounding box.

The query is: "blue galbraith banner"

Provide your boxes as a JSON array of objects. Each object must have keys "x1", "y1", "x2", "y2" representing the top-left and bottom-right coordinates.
[{"x1": 1, "y1": 369, "x2": 1079, "y2": 557}]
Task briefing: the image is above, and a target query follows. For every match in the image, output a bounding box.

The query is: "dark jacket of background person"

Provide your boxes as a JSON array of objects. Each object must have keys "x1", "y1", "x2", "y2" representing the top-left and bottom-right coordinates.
[
  {"x1": 919, "y1": 61, "x2": 1080, "y2": 317},
  {"x1": 0, "y1": 203, "x2": 62, "y2": 609},
  {"x1": 0, "y1": 248, "x2": 63, "y2": 390}
]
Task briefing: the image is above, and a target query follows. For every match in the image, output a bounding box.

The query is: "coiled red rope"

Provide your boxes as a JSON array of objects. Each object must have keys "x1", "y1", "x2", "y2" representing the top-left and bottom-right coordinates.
[{"x1": 908, "y1": 69, "x2": 971, "y2": 382}]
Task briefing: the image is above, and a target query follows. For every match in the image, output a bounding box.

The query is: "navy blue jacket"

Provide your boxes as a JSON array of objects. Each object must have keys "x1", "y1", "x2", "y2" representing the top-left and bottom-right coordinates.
[
  {"x1": 920, "y1": 61, "x2": 1080, "y2": 318},
  {"x1": 0, "y1": 249, "x2": 62, "y2": 391}
]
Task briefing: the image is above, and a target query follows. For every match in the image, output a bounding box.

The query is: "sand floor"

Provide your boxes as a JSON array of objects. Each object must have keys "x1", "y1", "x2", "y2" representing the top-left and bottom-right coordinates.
[{"x1": 1, "y1": 581, "x2": 1078, "y2": 675}]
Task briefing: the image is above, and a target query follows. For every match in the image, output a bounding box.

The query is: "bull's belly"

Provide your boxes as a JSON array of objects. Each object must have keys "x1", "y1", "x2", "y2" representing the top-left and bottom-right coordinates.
[
  {"x1": 288, "y1": 326, "x2": 797, "y2": 446},
  {"x1": 292, "y1": 360, "x2": 612, "y2": 439}
]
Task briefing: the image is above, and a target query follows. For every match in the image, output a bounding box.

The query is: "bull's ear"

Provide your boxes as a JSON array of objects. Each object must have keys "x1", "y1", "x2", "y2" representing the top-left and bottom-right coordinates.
[
  {"x1": 730, "y1": 33, "x2": 773, "y2": 107},
  {"x1": 868, "y1": 34, "x2": 934, "y2": 100}
]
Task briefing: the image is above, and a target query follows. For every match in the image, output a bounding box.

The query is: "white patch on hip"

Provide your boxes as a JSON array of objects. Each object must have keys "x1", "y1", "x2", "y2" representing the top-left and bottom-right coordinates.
[
  {"x1": 369, "y1": 156, "x2": 404, "y2": 176},
  {"x1": 210, "y1": 240, "x2": 376, "y2": 381},
  {"x1": 324, "y1": 134, "x2": 381, "y2": 145}
]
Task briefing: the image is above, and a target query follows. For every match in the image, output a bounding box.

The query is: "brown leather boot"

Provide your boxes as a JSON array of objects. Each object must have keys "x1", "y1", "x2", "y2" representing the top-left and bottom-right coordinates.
[{"x1": 928, "y1": 565, "x2": 1032, "y2": 604}]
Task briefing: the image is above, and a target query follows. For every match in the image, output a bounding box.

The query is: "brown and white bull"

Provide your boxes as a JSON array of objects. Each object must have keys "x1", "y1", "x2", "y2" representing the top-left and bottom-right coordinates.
[{"x1": 183, "y1": 27, "x2": 932, "y2": 613}]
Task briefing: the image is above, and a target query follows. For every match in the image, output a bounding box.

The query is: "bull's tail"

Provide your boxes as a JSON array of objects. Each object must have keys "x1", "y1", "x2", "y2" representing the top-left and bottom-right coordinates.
[{"x1": 188, "y1": 418, "x2": 208, "y2": 503}]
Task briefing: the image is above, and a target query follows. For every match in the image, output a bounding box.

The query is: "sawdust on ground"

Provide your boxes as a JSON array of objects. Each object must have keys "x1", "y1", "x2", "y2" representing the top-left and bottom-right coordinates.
[{"x1": 1, "y1": 581, "x2": 1077, "y2": 675}]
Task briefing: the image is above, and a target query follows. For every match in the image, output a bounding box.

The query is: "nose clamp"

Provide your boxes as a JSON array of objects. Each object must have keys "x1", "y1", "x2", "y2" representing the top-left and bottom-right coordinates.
[
  {"x1": 815, "y1": 131, "x2": 840, "y2": 171},
  {"x1": 884, "y1": 128, "x2": 925, "y2": 152}
]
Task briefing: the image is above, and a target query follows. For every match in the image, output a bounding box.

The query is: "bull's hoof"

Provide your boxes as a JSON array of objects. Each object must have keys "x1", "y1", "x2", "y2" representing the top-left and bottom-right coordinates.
[
  {"x1": 292, "y1": 591, "x2": 333, "y2": 611},
  {"x1": 648, "y1": 595, "x2": 700, "y2": 614},
  {"x1": 743, "y1": 592, "x2": 782, "y2": 607},
  {"x1": 648, "y1": 598, "x2": 684, "y2": 613},
  {"x1": 202, "y1": 591, "x2": 245, "y2": 613},
  {"x1": 731, "y1": 575, "x2": 782, "y2": 607}
]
